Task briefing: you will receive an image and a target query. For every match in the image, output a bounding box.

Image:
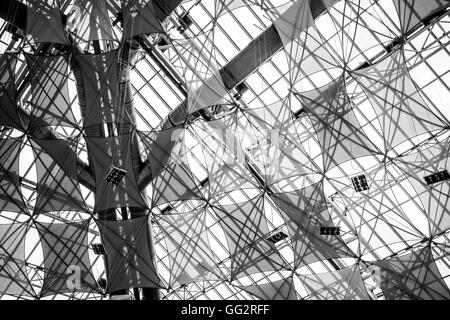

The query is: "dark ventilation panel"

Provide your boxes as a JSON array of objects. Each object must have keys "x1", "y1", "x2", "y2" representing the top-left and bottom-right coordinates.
[
  {"x1": 320, "y1": 226, "x2": 340, "y2": 236},
  {"x1": 424, "y1": 170, "x2": 450, "y2": 186},
  {"x1": 92, "y1": 243, "x2": 106, "y2": 255},
  {"x1": 267, "y1": 231, "x2": 288, "y2": 244},
  {"x1": 177, "y1": 12, "x2": 193, "y2": 33},
  {"x1": 234, "y1": 82, "x2": 249, "y2": 100},
  {"x1": 157, "y1": 37, "x2": 168, "y2": 46},
  {"x1": 351, "y1": 175, "x2": 369, "y2": 192},
  {"x1": 156, "y1": 36, "x2": 169, "y2": 51},
  {"x1": 104, "y1": 167, "x2": 127, "y2": 185}
]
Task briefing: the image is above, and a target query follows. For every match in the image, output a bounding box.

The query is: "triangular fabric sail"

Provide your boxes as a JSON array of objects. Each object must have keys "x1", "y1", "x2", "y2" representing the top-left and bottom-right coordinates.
[
  {"x1": 169, "y1": 37, "x2": 230, "y2": 114},
  {"x1": 36, "y1": 220, "x2": 98, "y2": 296},
  {"x1": 316, "y1": 1, "x2": 395, "y2": 67},
  {"x1": 270, "y1": 181, "x2": 352, "y2": 269},
  {"x1": 139, "y1": 128, "x2": 202, "y2": 206},
  {"x1": 0, "y1": 137, "x2": 28, "y2": 214},
  {"x1": 70, "y1": 0, "x2": 117, "y2": 43},
  {"x1": 275, "y1": 116, "x2": 320, "y2": 186},
  {"x1": 214, "y1": 0, "x2": 253, "y2": 14},
  {"x1": 238, "y1": 275, "x2": 297, "y2": 300},
  {"x1": 329, "y1": 160, "x2": 427, "y2": 241},
  {"x1": 211, "y1": 195, "x2": 289, "y2": 280},
  {"x1": 372, "y1": 245, "x2": 450, "y2": 300},
  {"x1": 26, "y1": 0, "x2": 67, "y2": 44},
  {"x1": 194, "y1": 115, "x2": 258, "y2": 199},
  {"x1": 393, "y1": 137, "x2": 450, "y2": 237},
  {"x1": 0, "y1": 54, "x2": 22, "y2": 130},
  {"x1": 96, "y1": 216, "x2": 163, "y2": 292},
  {"x1": 240, "y1": 100, "x2": 290, "y2": 183},
  {"x1": 25, "y1": 53, "x2": 77, "y2": 128},
  {"x1": 239, "y1": 99, "x2": 315, "y2": 185},
  {"x1": 393, "y1": 0, "x2": 450, "y2": 35},
  {"x1": 121, "y1": 0, "x2": 163, "y2": 39},
  {"x1": 273, "y1": 0, "x2": 314, "y2": 47},
  {"x1": 300, "y1": 264, "x2": 371, "y2": 300},
  {"x1": 76, "y1": 50, "x2": 131, "y2": 127},
  {"x1": 157, "y1": 209, "x2": 222, "y2": 287},
  {"x1": 85, "y1": 133, "x2": 147, "y2": 212},
  {"x1": 272, "y1": 0, "x2": 338, "y2": 85},
  {"x1": 296, "y1": 76, "x2": 380, "y2": 171},
  {"x1": 30, "y1": 137, "x2": 88, "y2": 215},
  {"x1": 352, "y1": 50, "x2": 445, "y2": 151},
  {"x1": 0, "y1": 223, "x2": 35, "y2": 296}
]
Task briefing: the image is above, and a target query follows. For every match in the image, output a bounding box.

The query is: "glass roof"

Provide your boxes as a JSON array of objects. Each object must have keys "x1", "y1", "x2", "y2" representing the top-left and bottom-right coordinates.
[{"x1": 0, "y1": 0, "x2": 450, "y2": 300}]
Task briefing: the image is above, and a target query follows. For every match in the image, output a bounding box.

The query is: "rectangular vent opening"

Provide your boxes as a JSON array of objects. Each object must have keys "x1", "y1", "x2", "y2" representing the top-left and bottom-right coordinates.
[
  {"x1": 351, "y1": 175, "x2": 369, "y2": 192},
  {"x1": 424, "y1": 170, "x2": 450, "y2": 185},
  {"x1": 320, "y1": 226, "x2": 341, "y2": 236},
  {"x1": 105, "y1": 167, "x2": 127, "y2": 185},
  {"x1": 92, "y1": 243, "x2": 106, "y2": 255},
  {"x1": 267, "y1": 231, "x2": 288, "y2": 244},
  {"x1": 177, "y1": 13, "x2": 193, "y2": 33}
]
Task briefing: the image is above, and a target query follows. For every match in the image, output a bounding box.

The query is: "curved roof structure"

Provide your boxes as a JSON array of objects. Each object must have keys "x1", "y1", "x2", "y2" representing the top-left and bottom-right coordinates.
[{"x1": 0, "y1": 0, "x2": 450, "y2": 300}]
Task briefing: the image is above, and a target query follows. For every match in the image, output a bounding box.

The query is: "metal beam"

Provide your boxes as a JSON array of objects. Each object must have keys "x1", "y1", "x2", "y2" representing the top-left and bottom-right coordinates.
[
  {"x1": 137, "y1": 0, "x2": 338, "y2": 186},
  {"x1": 163, "y1": 0, "x2": 338, "y2": 126}
]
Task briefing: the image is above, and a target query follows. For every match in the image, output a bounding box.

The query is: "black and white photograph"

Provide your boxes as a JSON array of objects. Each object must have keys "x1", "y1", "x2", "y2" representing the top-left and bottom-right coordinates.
[{"x1": 0, "y1": 0, "x2": 449, "y2": 312}]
